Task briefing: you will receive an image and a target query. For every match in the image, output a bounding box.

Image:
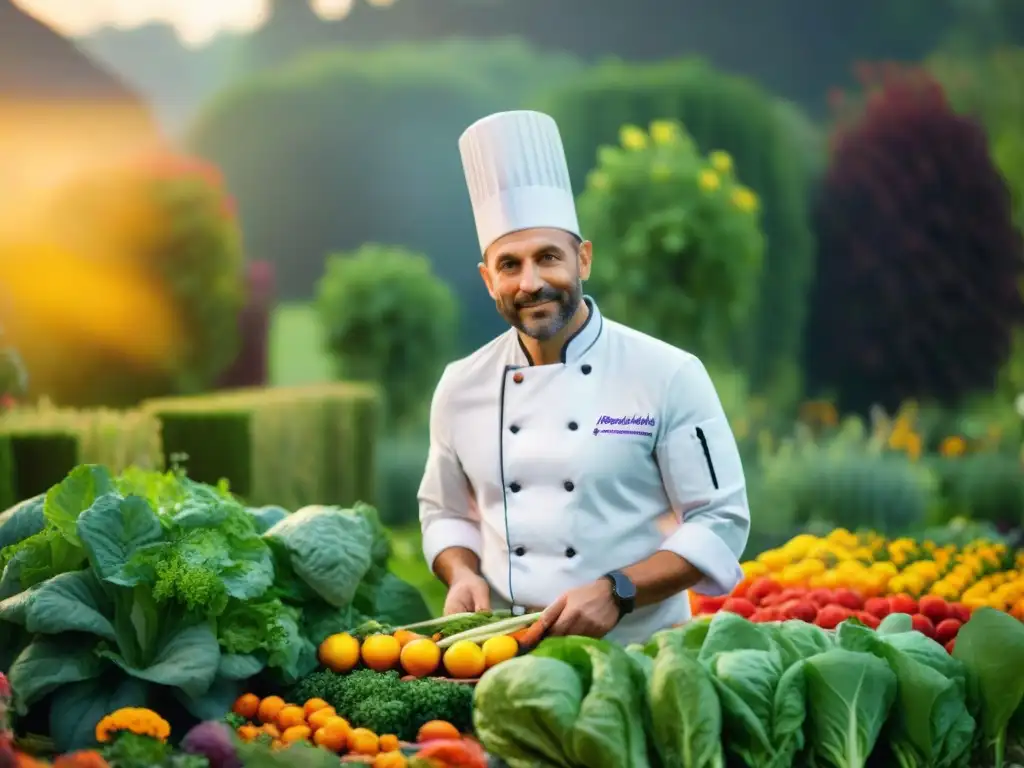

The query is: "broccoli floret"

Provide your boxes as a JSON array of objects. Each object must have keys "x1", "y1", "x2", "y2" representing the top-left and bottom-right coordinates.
[{"x1": 287, "y1": 669, "x2": 473, "y2": 742}]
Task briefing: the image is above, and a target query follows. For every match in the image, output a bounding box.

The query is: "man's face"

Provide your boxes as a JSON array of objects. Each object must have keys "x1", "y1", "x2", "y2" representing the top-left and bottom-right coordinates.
[{"x1": 479, "y1": 228, "x2": 592, "y2": 341}]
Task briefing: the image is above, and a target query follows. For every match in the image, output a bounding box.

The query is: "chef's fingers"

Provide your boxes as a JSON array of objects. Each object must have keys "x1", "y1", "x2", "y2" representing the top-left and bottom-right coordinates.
[{"x1": 470, "y1": 579, "x2": 492, "y2": 612}]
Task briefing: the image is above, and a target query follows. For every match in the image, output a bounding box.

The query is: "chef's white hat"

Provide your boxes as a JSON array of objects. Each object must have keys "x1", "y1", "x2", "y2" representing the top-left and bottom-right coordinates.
[{"x1": 459, "y1": 110, "x2": 580, "y2": 254}]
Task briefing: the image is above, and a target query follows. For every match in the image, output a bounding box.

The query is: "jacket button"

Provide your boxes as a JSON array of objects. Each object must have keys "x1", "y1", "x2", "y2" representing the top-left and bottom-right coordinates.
[
  {"x1": 581, "y1": 364, "x2": 592, "y2": 375},
  {"x1": 509, "y1": 425, "x2": 519, "y2": 434},
  {"x1": 565, "y1": 547, "x2": 577, "y2": 558},
  {"x1": 563, "y1": 481, "x2": 574, "y2": 492},
  {"x1": 513, "y1": 372, "x2": 524, "y2": 383},
  {"x1": 509, "y1": 482, "x2": 521, "y2": 493},
  {"x1": 568, "y1": 421, "x2": 578, "y2": 431},
  {"x1": 514, "y1": 546, "x2": 526, "y2": 556}
]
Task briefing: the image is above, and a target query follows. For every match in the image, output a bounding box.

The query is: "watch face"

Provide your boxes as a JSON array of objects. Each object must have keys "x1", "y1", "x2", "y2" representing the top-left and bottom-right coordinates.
[{"x1": 611, "y1": 571, "x2": 636, "y2": 601}]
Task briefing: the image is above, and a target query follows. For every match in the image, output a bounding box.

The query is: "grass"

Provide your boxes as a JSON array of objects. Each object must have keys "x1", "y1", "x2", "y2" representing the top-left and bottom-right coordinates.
[{"x1": 269, "y1": 302, "x2": 333, "y2": 386}]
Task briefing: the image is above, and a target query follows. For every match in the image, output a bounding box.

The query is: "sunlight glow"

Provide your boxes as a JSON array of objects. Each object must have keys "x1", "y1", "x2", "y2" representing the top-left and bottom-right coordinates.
[{"x1": 12, "y1": 0, "x2": 392, "y2": 46}]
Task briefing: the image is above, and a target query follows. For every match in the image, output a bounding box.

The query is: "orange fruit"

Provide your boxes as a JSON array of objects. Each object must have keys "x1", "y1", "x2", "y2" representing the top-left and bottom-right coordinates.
[
  {"x1": 276, "y1": 705, "x2": 306, "y2": 730},
  {"x1": 348, "y1": 727, "x2": 380, "y2": 756},
  {"x1": 378, "y1": 734, "x2": 400, "y2": 752},
  {"x1": 281, "y1": 725, "x2": 312, "y2": 744},
  {"x1": 361, "y1": 634, "x2": 401, "y2": 672},
  {"x1": 482, "y1": 635, "x2": 519, "y2": 668},
  {"x1": 257, "y1": 695, "x2": 286, "y2": 724},
  {"x1": 261, "y1": 723, "x2": 281, "y2": 739},
  {"x1": 232, "y1": 693, "x2": 259, "y2": 720},
  {"x1": 307, "y1": 706, "x2": 339, "y2": 731},
  {"x1": 442, "y1": 640, "x2": 486, "y2": 679},
  {"x1": 393, "y1": 629, "x2": 423, "y2": 647},
  {"x1": 313, "y1": 718, "x2": 350, "y2": 752},
  {"x1": 303, "y1": 698, "x2": 330, "y2": 717},
  {"x1": 237, "y1": 724, "x2": 260, "y2": 742},
  {"x1": 400, "y1": 638, "x2": 441, "y2": 678},
  {"x1": 318, "y1": 632, "x2": 361, "y2": 673},
  {"x1": 416, "y1": 720, "x2": 460, "y2": 743}
]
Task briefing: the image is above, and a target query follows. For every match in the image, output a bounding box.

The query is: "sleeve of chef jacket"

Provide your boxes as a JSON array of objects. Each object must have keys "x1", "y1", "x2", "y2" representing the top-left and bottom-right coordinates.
[
  {"x1": 418, "y1": 365, "x2": 482, "y2": 571},
  {"x1": 656, "y1": 356, "x2": 750, "y2": 596}
]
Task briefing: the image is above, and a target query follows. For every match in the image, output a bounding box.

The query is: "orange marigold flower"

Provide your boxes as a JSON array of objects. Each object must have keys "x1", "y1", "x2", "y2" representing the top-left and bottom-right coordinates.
[{"x1": 95, "y1": 708, "x2": 170, "y2": 744}]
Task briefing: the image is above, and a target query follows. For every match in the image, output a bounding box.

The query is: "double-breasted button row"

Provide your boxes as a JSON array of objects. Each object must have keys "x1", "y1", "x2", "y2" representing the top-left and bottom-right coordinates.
[
  {"x1": 512, "y1": 546, "x2": 576, "y2": 558},
  {"x1": 507, "y1": 481, "x2": 574, "y2": 493},
  {"x1": 512, "y1": 365, "x2": 591, "y2": 383},
  {"x1": 509, "y1": 421, "x2": 577, "y2": 433}
]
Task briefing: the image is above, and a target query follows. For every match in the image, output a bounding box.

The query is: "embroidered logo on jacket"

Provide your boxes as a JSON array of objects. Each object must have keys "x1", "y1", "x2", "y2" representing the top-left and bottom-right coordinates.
[{"x1": 593, "y1": 414, "x2": 655, "y2": 437}]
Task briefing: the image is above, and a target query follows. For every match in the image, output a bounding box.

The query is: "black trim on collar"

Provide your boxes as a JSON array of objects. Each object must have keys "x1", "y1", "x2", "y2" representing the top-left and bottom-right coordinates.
[{"x1": 515, "y1": 296, "x2": 602, "y2": 367}]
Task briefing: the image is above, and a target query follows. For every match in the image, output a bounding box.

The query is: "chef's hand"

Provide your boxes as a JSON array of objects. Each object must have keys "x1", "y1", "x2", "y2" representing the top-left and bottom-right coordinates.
[
  {"x1": 443, "y1": 570, "x2": 491, "y2": 615},
  {"x1": 538, "y1": 578, "x2": 620, "y2": 639}
]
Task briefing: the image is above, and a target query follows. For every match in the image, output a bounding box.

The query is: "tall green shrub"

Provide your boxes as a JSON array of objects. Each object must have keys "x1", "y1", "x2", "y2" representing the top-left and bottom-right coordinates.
[
  {"x1": 316, "y1": 244, "x2": 457, "y2": 430},
  {"x1": 577, "y1": 120, "x2": 765, "y2": 367},
  {"x1": 535, "y1": 59, "x2": 816, "y2": 398}
]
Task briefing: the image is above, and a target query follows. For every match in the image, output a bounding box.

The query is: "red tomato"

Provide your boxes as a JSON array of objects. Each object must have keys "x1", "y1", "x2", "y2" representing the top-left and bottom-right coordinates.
[
  {"x1": 911, "y1": 613, "x2": 936, "y2": 638},
  {"x1": 934, "y1": 618, "x2": 962, "y2": 645},
  {"x1": 854, "y1": 610, "x2": 880, "y2": 629},
  {"x1": 694, "y1": 595, "x2": 726, "y2": 614},
  {"x1": 814, "y1": 605, "x2": 852, "y2": 630},
  {"x1": 722, "y1": 597, "x2": 756, "y2": 618},
  {"x1": 761, "y1": 588, "x2": 807, "y2": 608},
  {"x1": 864, "y1": 597, "x2": 891, "y2": 619},
  {"x1": 808, "y1": 589, "x2": 835, "y2": 608},
  {"x1": 918, "y1": 596, "x2": 949, "y2": 624},
  {"x1": 745, "y1": 577, "x2": 782, "y2": 605},
  {"x1": 780, "y1": 599, "x2": 818, "y2": 623},
  {"x1": 949, "y1": 602, "x2": 972, "y2": 624},
  {"x1": 888, "y1": 594, "x2": 918, "y2": 616},
  {"x1": 833, "y1": 588, "x2": 863, "y2": 610},
  {"x1": 944, "y1": 638, "x2": 956, "y2": 654}
]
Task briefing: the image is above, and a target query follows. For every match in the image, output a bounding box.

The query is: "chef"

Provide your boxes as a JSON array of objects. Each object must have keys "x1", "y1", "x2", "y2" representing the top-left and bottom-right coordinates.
[{"x1": 417, "y1": 110, "x2": 750, "y2": 645}]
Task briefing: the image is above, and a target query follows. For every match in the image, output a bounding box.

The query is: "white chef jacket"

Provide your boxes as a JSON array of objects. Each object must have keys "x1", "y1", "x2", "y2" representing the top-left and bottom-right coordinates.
[{"x1": 417, "y1": 297, "x2": 750, "y2": 644}]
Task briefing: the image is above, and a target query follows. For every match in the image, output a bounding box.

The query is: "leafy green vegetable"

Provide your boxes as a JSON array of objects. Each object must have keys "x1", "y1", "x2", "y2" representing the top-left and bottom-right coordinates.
[
  {"x1": 802, "y1": 649, "x2": 897, "y2": 768},
  {"x1": 474, "y1": 637, "x2": 650, "y2": 768},
  {"x1": 647, "y1": 639, "x2": 724, "y2": 767},
  {"x1": 952, "y1": 607, "x2": 1024, "y2": 768}
]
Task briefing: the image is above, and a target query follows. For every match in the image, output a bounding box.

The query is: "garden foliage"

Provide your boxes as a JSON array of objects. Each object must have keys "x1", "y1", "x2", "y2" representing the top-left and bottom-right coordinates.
[
  {"x1": 577, "y1": 120, "x2": 764, "y2": 368},
  {"x1": 805, "y1": 65, "x2": 1024, "y2": 414}
]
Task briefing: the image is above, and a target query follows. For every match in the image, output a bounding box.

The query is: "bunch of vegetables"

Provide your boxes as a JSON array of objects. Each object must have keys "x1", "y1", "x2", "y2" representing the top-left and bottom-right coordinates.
[
  {"x1": 698, "y1": 576, "x2": 975, "y2": 651},
  {"x1": 741, "y1": 528, "x2": 1023, "y2": 613},
  {"x1": 222, "y1": 691, "x2": 480, "y2": 767},
  {"x1": 315, "y1": 612, "x2": 542, "y2": 682},
  {"x1": 473, "y1": 608, "x2": 1024, "y2": 768},
  {"x1": 0, "y1": 464, "x2": 432, "y2": 752}
]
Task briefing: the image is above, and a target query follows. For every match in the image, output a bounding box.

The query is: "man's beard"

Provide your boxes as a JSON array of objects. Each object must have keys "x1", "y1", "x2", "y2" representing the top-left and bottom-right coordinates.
[{"x1": 498, "y1": 277, "x2": 583, "y2": 342}]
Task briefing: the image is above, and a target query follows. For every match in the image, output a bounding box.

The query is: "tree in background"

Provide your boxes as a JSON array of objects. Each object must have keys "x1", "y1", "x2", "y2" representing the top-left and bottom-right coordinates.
[
  {"x1": 536, "y1": 59, "x2": 816, "y2": 403},
  {"x1": 217, "y1": 260, "x2": 275, "y2": 389},
  {"x1": 805, "y1": 65, "x2": 1024, "y2": 415},
  {"x1": 316, "y1": 244, "x2": 457, "y2": 431},
  {"x1": 3, "y1": 152, "x2": 245, "y2": 407},
  {"x1": 188, "y1": 40, "x2": 583, "y2": 353},
  {"x1": 578, "y1": 120, "x2": 764, "y2": 369}
]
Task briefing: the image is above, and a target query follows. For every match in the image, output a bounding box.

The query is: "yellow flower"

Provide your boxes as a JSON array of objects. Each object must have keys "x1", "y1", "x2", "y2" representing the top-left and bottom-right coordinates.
[
  {"x1": 649, "y1": 120, "x2": 679, "y2": 145},
  {"x1": 96, "y1": 708, "x2": 170, "y2": 744},
  {"x1": 619, "y1": 124, "x2": 648, "y2": 151},
  {"x1": 731, "y1": 186, "x2": 758, "y2": 212},
  {"x1": 698, "y1": 169, "x2": 720, "y2": 192},
  {"x1": 709, "y1": 150, "x2": 733, "y2": 174},
  {"x1": 939, "y1": 435, "x2": 967, "y2": 458}
]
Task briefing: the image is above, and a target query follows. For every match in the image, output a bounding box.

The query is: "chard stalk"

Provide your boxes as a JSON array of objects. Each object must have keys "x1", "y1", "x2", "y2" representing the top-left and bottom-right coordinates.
[
  {"x1": 394, "y1": 609, "x2": 512, "y2": 632},
  {"x1": 437, "y1": 612, "x2": 543, "y2": 649}
]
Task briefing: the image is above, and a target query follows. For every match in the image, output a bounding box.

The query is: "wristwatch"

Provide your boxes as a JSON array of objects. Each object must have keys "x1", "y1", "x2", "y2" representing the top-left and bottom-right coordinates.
[{"x1": 603, "y1": 570, "x2": 637, "y2": 618}]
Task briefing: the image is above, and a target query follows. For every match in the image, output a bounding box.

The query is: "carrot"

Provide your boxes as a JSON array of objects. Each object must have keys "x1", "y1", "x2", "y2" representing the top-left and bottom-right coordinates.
[
  {"x1": 509, "y1": 628, "x2": 530, "y2": 644},
  {"x1": 516, "y1": 621, "x2": 548, "y2": 649}
]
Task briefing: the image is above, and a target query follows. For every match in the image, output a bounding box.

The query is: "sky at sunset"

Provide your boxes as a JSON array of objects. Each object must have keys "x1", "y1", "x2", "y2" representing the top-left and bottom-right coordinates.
[{"x1": 14, "y1": 0, "x2": 396, "y2": 46}]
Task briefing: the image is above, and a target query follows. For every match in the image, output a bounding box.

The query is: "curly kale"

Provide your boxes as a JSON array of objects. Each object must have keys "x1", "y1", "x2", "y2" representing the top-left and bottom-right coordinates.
[{"x1": 287, "y1": 669, "x2": 473, "y2": 741}]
